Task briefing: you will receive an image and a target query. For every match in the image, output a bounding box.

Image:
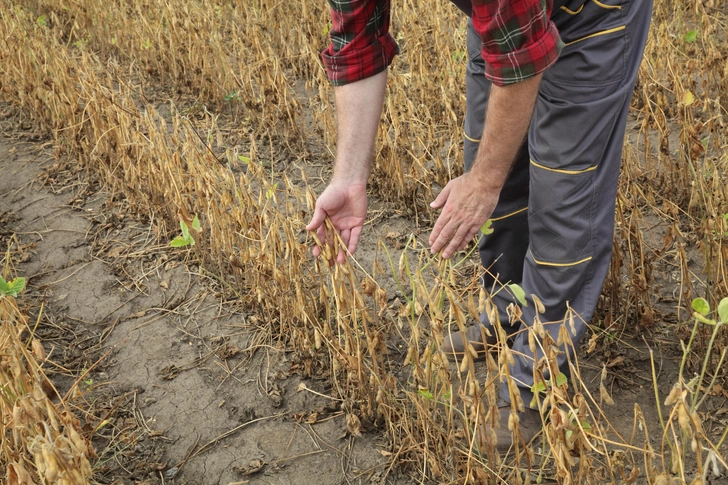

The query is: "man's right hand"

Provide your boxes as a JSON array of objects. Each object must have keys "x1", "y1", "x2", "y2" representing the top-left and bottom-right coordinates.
[
  {"x1": 306, "y1": 182, "x2": 367, "y2": 264},
  {"x1": 305, "y1": 71, "x2": 386, "y2": 264}
]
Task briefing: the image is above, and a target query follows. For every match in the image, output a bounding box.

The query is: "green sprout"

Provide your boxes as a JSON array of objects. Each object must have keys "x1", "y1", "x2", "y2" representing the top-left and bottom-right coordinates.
[
  {"x1": 170, "y1": 215, "x2": 201, "y2": 248},
  {"x1": 0, "y1": 276, "x2": 26, "y2": 298}
]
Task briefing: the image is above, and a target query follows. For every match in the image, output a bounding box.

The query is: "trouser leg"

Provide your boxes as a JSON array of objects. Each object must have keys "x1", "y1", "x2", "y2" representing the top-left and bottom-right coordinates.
[
  {"x1": 503, "y1": 0, "x2": 653, "y2": 406},
  {"x1": 464, "y1": 19, "x2": 530, "y2": 338}
]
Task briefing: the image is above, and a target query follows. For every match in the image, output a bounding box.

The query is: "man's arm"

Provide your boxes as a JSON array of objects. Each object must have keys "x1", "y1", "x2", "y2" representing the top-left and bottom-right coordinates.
[
  {"x1": 307, "y1": 0, "x2": 396, "y2": 263},
  {"x1": 306, "y1": 70, "x2": 387, "y2": 263},
  {"x1": 428, "y1": 0, "x2": 561, "y2": 259},
  {"x1": 429, "y1": 73, "x2": 542, "y2": 259}
]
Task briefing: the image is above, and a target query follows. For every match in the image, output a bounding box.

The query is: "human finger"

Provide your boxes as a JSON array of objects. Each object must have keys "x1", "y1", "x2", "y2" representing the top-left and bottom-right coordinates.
[
  {"x1": 306, "y1": 205, "x2": 327, "y2": 232},
  {"x1": 441, "y1": 223, "x2": 476, "y2": 259},
  {"x1": 347, "y1": 226, "x2": 363, "y2": 256},
  {"x1": 430, "y1": 183, "x2": 452, "y2": 209},
  {"x1": 429, "y1": 207, "x2": 448, "y2": 246},
  {"x1": 430, "y1": 216, "x2": 457, "y2": 255}
]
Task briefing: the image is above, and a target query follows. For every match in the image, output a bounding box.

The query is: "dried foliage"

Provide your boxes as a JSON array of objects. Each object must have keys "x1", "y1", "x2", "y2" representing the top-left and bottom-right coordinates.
[
  {"x1": 0, "y1": 0, "x2": 727, "y2": 483},
  {"x1": 0, "y1": 293, "x2": 95, "y2": 483}
]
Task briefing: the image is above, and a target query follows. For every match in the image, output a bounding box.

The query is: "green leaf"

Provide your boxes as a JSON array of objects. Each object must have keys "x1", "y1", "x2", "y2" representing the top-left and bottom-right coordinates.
[
  {"x1": 530, "y1": 381, "x2": 547, "y2": 395},
  {"x1": 580, "y1": 420, "x2": 592, "y2": 431},
  {"x1": 481, "y1": 219, "x2": 494, "y2": 235},
  {"x1": 508, "y1": 283, "x2": 528, "y2": 307},
  {"x1": 5, "y1": 278, "x2": 26, "y2": 297},
  {"x1": 684, "y1": 29, "x2": 698, "y2": 43},
  {"x1": 180, "y1": 219, "x2": 190, "y2": 239},
  {"x1": 418, "y1": 389, "x2": 433, "y2": 400},
  {"x1": 265, "y1": 188, "x2": 275, "y2": 200},
  {"x1": 554, "y1": 372, "x2": 568, "y2": 387},
  {"x1": 191, "y1": 215, "x2": 201, "y2": 232},
  {"x1": 36, "y1": 15, "x2": 47, "y2": 27},
  {"x1": 443, "y1": 390, "x2": 451, "y2": 401},
  {"x1": 238, "y1": 155, "x2": 250, "y2": 164},
  {"x1": 718, "y1": 298, "x2": 728, "y2": 325},
  {"x1": 0, "y1": 276, "x2": 26, "y2": 297},
  {"x1": 565, "y1": 429, "x2": 573, "y2": 441},
  {"x1": 692, "y1": 297, "x2": 710, "y2": 316},
  {"x1": 224, "y1": 91, "x2": 239, "y2": 101},
  {"x1": 694, "y1": 313, "x2": 716, "y2": 326},
  {"x1": 170, "y1": 236, "x2": 190, "y2": 247}
]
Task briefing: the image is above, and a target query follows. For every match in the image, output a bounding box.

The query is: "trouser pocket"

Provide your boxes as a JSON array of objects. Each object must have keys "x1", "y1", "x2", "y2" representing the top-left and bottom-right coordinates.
[
  {"x1": 528, "y1": 163, "x2": 595, "y2": 266},
  {"x1": 549, "y1": 0, "x2": 627, "y2": 85}
]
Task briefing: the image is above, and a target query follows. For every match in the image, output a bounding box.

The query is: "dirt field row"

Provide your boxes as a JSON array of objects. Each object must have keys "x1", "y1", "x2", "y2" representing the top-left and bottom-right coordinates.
[{"x1": 1, "y1": 0, "x2": 727, "y2": 483}]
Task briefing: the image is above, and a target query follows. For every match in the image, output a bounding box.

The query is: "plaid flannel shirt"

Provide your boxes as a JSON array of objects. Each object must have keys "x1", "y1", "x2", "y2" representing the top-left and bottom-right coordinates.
[{"x1": 321, "y1": 0, "x2": 563, "y2": 86}]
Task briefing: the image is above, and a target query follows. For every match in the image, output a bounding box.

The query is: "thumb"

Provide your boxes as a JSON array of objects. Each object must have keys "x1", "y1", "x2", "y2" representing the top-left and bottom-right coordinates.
[
  {"x1": 430, "y1": 183, "x2": 452, "y2": 209},
  {"x1": 306, "y1": 205, "x2": 327, "y2": 232}
]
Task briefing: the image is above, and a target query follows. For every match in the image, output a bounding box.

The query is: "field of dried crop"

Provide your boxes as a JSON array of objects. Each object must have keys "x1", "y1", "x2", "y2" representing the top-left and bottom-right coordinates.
[{"x1": 1, "y1": 0, "x2": 727, "y2": 483}]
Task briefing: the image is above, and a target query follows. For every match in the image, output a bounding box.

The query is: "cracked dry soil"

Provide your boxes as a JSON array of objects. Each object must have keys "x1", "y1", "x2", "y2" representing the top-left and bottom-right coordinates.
[{"x1": 0, "y1": 125, "x2": 396, "y2": 484}]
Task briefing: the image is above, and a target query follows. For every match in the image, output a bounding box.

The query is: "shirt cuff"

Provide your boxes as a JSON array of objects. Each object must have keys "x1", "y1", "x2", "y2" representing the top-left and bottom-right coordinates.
[
  {"x1": 321, "y1": 33, "x2": 399, "y2": 86},
  {"x1": 483, "y1": 22, "x2": 563, "y2": 86}
]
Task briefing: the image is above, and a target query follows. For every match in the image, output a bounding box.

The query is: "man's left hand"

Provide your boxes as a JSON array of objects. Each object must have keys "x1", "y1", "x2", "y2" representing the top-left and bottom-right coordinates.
[{"x1": 429, "y1": 172, "x2": 500, "y2": 259}]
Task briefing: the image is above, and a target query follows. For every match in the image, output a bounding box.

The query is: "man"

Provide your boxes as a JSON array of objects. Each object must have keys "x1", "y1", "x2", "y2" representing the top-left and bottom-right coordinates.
[{"x1": 307, "y1": 0, "x2": 652, "y2": 452}]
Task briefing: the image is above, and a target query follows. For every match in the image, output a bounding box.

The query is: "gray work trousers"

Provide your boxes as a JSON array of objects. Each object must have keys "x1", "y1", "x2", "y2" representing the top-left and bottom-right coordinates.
[{"x1": 461, "y1": 0, "x2": 652, "y2": 406}]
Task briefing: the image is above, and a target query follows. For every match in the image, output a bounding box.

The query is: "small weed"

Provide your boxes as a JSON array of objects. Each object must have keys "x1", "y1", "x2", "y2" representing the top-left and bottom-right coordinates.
[
  {"x1": 170, "y1": 215, "x2": 201, "y2": 248},
  {"x1": 0, "y1": 275, "x2": 25, "y2": 298},
  {"x1": 224, "y1": 91, "x2": 240, "y2": 101}
]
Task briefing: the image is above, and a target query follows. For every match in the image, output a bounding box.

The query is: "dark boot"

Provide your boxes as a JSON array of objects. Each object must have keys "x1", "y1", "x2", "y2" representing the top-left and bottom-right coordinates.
[
  {"x1": 442, "y1": 324, "x2": 499, "y2": 361},
  {"x1": 477, "y1": 400, "x2": 542, "y2": 454}
]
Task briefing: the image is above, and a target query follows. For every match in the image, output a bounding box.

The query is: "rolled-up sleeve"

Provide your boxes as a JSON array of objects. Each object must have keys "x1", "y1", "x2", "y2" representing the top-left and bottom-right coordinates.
[
  {"x1": 321, "y1": 0, "x2": 399, "y2": 86},
  {"x1": 472, "y1": 0, "x2": 563, "y2": 86}
]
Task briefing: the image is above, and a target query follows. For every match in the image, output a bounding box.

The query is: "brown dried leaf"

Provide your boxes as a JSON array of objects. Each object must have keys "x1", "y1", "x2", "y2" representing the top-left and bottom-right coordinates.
[
  {"x1": 31, "y1": 338, "x2": 45, "y2": 361},
  {"x1": 361, "y1": 278, "x2": 376, "y2": 296},
  {"x1": 606, "y1": 355, "x2": 625, "y2": 368},
  {"x1": 600, "y1": 383, "x2": 615, "y2": 405},
  {"x1": 234, "y1": 458, "x2": 266, "y2": 476},
  {"x1": 346, "y1": 413, "x2": 362, "y2": 437},
  {"x1": 7, "y1": 462, "x2": 35, "y2": 485}
]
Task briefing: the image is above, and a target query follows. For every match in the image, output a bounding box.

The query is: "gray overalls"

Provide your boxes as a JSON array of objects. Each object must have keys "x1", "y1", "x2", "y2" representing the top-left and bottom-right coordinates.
[{"x1": 453, "y1": 0, "x2": 652, "y2": 406}]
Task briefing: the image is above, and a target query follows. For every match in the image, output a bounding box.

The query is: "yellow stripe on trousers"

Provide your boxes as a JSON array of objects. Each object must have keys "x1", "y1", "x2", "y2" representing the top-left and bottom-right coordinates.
[
  {"x1": 530, "y1": 251, "x2": 593, "y2": 267},
  {"x1": 530, "y1": 159, "x2": 597, "y2": 175}
]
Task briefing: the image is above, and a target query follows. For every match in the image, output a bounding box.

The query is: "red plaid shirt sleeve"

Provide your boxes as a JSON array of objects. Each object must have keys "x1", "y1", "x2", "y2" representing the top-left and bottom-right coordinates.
[
  {"x1": 321, "y1": 0, "x2": 399, "y2": 86},
  {"x1": 472, "y1": 0, "x2": 563, "y2": 86}
]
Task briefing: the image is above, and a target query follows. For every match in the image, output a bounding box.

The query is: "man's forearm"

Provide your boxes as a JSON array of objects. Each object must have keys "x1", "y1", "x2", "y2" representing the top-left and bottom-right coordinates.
[
  {"x1": 330, "y1": 70, "x2": 388, "y2": 185},
  {"x1": 471, "y1": 74, "x2": 543, "y2": 190}
]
